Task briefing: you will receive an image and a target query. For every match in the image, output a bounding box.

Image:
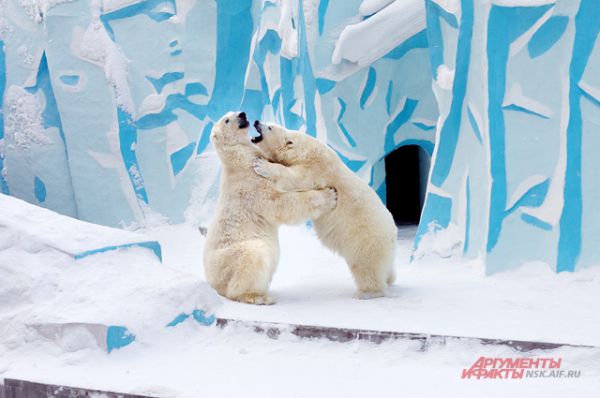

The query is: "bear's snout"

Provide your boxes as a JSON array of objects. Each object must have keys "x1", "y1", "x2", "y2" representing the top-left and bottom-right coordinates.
[
  {"x1": 253, "y1": 120, "x2": 262, "y2": 133},
  {"x1": 238, "y1": 112, "x2": 249, "y2": 129}
]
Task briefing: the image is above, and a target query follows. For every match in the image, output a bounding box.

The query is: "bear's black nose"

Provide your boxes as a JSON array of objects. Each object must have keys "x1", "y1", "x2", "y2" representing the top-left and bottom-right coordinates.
[
  {"x1": 238, "y1": 112, "x2": 249, "y2": 129},
  {"x1": 254, "y1": 120, "x2": 260, "y2": 127}
]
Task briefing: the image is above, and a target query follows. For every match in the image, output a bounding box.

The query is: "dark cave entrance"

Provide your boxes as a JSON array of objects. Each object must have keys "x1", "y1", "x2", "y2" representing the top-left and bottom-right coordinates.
[{"x1": 384, "y1": 145, "x2": 430, "y2": 226}]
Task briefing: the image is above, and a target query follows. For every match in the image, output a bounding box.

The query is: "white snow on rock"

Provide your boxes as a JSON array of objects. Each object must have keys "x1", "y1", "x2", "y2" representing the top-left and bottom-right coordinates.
[
  {"x1": 17, "y1": 0, "x2": 75, "y2": 23},
  {"x1": 0, "y1": 194, "x2": 161, "y2": 260},
  {"x1": 3, "y1": 86, "x2": 49, "y2": 149},
  {"x1": 0, "y1": 226, "x2": 220, "y2": 354},
  {"x1": 436, "y1": 64, "x2": 455, "y2": 90},
  {"x1": 332, "y1": 0, "x2": 426, "y2": 68}
]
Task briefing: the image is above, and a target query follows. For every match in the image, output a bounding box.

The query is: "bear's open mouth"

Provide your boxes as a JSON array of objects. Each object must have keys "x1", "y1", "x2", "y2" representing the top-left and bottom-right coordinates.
[
  {"x1": 238, "y1": 119, "x2": 250, "y2": 129},
  {"x1": 251, "y1": 120, "x2": 263, "y2": 143},
  {"x1": 251, "y1": 132, "x2": 263, "y2": 143}
]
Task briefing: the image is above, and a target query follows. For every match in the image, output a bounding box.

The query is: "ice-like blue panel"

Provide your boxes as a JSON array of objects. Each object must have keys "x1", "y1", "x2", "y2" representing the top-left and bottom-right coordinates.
[
  {"x1": 34, "y1": 176, "x2": 46, "y2": 203},
  {"x1": 429, "y1": 0, "x2": 473, "y2": 188},
  {"x1": 414, "y1": 192, "x2": 452, "y2": 248},
  {"x1": 385, "y1": 98, "x2": 419, "y2": 152},
  {"x1": 557, "y1": 0, "x2": 599, "y2": 272},
  {"x1": 147, "y1": 72, "x2": 184, "y2": 94},
  {"x1": 170, "y1": 142, "x2": 196, "y2": 176},
  {"x1": 528, "y1": 16, "x2": 569, "y2": 59},
  {"x1": 59, "y1": 75, "x2": 80, "y2": 86},
  {"x1": 419, "y1": 0, "x2": 600, "y2": 273},
  {"x1": 486, "y1": 4, "x2": 552, "y2": 252},
  {"x1": 106, "y1": 325, "x2": 135, "y2": 353},
  {"x1": 2, "y1": 0, "x2": 437, "y2": 256},
  {"x1": 359, "y1": 67, "x2": 376, "y2": 109}
]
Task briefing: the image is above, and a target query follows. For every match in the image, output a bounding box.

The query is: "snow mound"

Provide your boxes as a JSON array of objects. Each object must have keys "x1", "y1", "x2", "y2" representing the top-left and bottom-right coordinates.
[
  {"x1": 0, "y1": 194, "x2": 221, "y2": 355},
  {"x1": 0, "y1": 194, "x2": 162, "y2": 261}
]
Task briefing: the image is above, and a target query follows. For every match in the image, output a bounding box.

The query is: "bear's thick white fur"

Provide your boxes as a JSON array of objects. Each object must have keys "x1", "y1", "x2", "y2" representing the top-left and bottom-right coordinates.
[
  {"x1": 253, "y1": 121, "x2": 397, "y2": 298},
  {"x1": 204, "y1": 112, "x2": 337, "y2": 305}
]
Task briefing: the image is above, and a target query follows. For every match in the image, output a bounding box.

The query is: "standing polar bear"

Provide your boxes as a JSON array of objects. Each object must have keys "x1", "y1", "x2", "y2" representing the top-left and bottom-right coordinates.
[
  {"x1": 204, "y1": 112, "x2": 337, "y2": 304},
  {"x1": 252, "y1": 120, "x2": 397, "y2": 299}
]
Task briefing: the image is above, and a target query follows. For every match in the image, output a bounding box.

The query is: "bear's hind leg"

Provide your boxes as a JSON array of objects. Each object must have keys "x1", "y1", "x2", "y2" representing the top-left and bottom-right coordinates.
[
  {"x1": 348, "y1": 253, "x2": 390, "y2": 299},
  {"x1": 225, "y1": 241, "x2": 277, "y2": 305}
]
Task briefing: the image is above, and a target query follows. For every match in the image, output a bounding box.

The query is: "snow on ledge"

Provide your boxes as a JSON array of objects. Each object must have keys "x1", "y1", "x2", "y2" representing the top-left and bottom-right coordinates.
[
  {"x1": 332, "y1": 0, "x2": 426, "y2": 68},
  {"x1": 0, "y1": 194, "x2": 162, "y2": 261}
]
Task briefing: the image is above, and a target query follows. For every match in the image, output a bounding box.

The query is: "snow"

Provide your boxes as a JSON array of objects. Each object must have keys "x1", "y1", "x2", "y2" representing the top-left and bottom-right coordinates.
[
  {"x1": 332, "y1": 0, "x2": 426, "y2": 68},
  {"x1": 0, "y1": 194, "x2": 160, "y2": 259},
  {"x1": 436, "y1": 65, "x2": 455, "y2": 91},
  {"x1": 17, "y1": 0, "x2": 75, "y2": 23},
  {"x1": 0, "y1": 218, "x2": 600, "y2": 397},
  {"x1": 0, "y1": 224, "x2": 219, "y2": 354},
  {"x1": 1, "y1": 217, "x2": 599, "y2": 396},
  {"x1": 140, "y1": 223, "x2": 600, "y2": 347},
  {"x1": 3, "y1": 86, "x2": 49, "y2": 149}
]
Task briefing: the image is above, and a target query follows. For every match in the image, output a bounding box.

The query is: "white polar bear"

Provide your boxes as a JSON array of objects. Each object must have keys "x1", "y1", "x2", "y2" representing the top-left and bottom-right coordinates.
[
  {"x1": 252, "y1": 120, "x2": 397, "y2": 299},
  {"x1": 204, "y1": 112, "x2": 337, "y2": 305}
]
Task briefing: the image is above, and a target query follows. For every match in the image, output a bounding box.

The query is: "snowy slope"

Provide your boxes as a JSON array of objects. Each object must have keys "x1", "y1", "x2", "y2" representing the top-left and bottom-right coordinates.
[
  {"x1": 1, "y1": 223, "x2": 599, "y2": 398},
  {"x1": 0, "y1": 194, "x2": 162, "y2": 260},
  {"x1": 0, "y1": 201, "x2": 220, "y2": 356},
  {"x1": 147, "y1": 224, "x2": 600, "y2": 347}
]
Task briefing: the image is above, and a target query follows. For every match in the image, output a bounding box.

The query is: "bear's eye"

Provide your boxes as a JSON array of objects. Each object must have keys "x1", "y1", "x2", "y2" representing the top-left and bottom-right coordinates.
[
  {"x1": 286, "y1": 140, "x2": 293, "y2": 146},
  {"x1": 268, "y1": 126, "x2": 272, "y2": 131},
  {"x1": 225, "y1": 119, "x2": 229, "y2": 124}
]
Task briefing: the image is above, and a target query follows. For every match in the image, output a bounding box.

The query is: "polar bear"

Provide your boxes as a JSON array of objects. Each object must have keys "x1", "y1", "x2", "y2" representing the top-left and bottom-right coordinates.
[
  {"x1": 204, "y1": 112, "x2": 337, "y2": 305},
  {"x1": 252, "y1": 120, "x2": 397, "y2": 299}
]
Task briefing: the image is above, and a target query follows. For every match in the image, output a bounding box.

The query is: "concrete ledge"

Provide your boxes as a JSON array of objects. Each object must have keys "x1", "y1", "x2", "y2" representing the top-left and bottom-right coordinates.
[
  {"x1": 216, "y1": 318, "x2": 598, "y2": 352},
  {"x1": 3, "y1": 379, "x2": 156, "y2": 398}
]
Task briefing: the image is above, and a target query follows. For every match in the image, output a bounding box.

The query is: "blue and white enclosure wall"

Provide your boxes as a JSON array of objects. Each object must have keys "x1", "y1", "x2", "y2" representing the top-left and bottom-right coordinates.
[
  {"x1": 2, "y1": 0, "x2": 598, "y2": 274},
  {"x1": 418, "y1": 0, "x2": 600, "y2": 273},
  {"x1": 0, "y1": 0, "x2": 437, "y2": 227}
]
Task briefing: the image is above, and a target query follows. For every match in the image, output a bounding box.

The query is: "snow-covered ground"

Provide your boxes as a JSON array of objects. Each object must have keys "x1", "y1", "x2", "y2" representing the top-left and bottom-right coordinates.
[
  {"x1": 149, "y1": 224, "x2": 600, "y2": 347},
  {"x1": 1, "y1": 220, "x2": 600, "y2": 397}
]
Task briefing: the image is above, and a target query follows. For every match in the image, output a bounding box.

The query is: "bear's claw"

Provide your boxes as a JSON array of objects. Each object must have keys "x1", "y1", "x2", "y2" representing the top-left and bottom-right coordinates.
[{"x1": 253, "y1": 158, "x2": 272, "y2": 178}]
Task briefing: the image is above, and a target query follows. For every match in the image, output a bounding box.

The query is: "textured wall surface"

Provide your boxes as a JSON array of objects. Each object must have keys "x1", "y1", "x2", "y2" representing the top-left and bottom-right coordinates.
[
  {"x1": 0, "y1": 0, "x2": 437, "y2": 228},
  {"x1": 3, "y1": 0, "x2": 598, "y2": 273},
  {"x1": 417, "y1": 0, "x2": 600, "y2": 272}
]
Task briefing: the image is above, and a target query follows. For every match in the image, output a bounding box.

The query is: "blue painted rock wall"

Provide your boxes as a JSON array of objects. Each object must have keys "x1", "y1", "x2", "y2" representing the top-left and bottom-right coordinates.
[
  {"x1": 417, "y1": 0, "x2": 600, "y2": 272},
  {"x1": 0, "y1": 0, "x2": 437, "y2": 227}
]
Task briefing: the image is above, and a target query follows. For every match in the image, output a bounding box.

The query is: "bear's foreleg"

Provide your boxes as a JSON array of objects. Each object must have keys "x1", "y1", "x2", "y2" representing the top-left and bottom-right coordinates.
[{"x1": 265, "y1": 188, "x2": 337, "y2": 225}]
